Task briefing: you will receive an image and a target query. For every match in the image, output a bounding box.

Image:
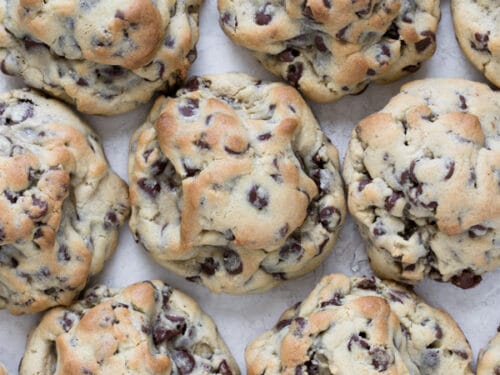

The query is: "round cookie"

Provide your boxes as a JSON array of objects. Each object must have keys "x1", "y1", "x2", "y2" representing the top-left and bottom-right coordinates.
[
  {"x1": 218, "y1": 0, "x2": 440, "y2": 102},
  {"x1": 343, "y1": 79, "x2": 500, "y2": 287},
  {"x1": 19, "y1": 280, "x2": 240, "y2": 375},
  {"x1": 246, "y1": 273, "x2": 474, "y2": 375},
  {"x1": 0, "y1": 0, "x2": 202, "y2": 115},
  {"x1": 451, "y1": 0, "x2": 500, "y2": 87},
  {"x1": 0, "y1": 88, "x2": 129, "y2": 314},
  {"x1": 129, "y1": 73, "x2": 346, "y2": 294},
  {"x1": 477, "y1": 326, "x2": 500, "y2": 375}
]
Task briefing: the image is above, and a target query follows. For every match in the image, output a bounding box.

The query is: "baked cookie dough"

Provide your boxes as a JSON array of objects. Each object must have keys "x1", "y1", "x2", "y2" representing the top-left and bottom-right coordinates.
[
  {"x1": 246, "y1": 273, "x2": 474, "y2": 375},
  {"x1": 19, "y1": 280, "x2": 240, "y2": 375},
  {"x1": 218, "y1": 0, "x2": 440, "y2": 102},
  {"x1": 477, "y1": 326, "x2": 500, "y2": 375},
  {"x1": 343, "y1": 79, "x2": 500, "y2": 287},
  {"x1": 452, "y1": 0, "x2": 500, "y2": 87},
  {"x1": 0, "y1": 88, "x2": 129, "y2": 314},
  {"x1": 0, "y1": 363, "x2": 8, "y2": 375},
  {"x1": 129, "y1": 73, "x2": 346, "y2": 294},
  {"x1": 0, "y1": 0, "x2": 202, "y2": 115}
]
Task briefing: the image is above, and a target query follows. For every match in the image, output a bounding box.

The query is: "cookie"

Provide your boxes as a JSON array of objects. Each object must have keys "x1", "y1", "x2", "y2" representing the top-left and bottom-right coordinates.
[
  {"x1": 0, "y1": 88, "x2": 129, "y2": 314},
  {"x1": 0, "y1": 364, "x2": 8, "y2": 375},
  {"x1": 129, "y1": 73, "x2": 346, "y2": 294},
  {"x1": 218, "y1": 0, "x2": 440, "y2": 102},
  {"x1": 343, "y1": 79, "x2": 500, "y2": 287},
  {"x1": 19, "y1": 280, "x2": 240, "y2": 375},
  {"x1": 477, "y1": 326, "x2": 500, "y2": 375},
  {"x1": 246, "y1": 273, "x2": 473, "y2": 375},
  {"x1": 451, "y1": 0, "x2": 500, "y2": 87},
  {"x1": 0, "y1": 0, "x2": 202, "y2": 115}
]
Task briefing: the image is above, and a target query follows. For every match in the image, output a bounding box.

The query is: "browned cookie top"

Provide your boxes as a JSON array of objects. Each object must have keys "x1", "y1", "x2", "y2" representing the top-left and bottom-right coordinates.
[
  {"x1": 246, "y1": 274, "x2": 473, "y2": 375},
  {"x1": 343, "y1": 79, "x2": 500, "y2": 287},
  {"x1": 129, "y1": 73, "x2": 346, "y2": 294},
  {"x1": 0, "y1": 89, "x2": 129, "y2": 314},
  {"x1": 477, "y1": 325, "x2": 500, "y2": 375},
  {"x1": 452, "y1": 0, "x2": 500, "y2": 87},
  {"x1": 218, "y1": 0, "x2": 440, "y2": 102},
  {"x1": 19, "y1": 280, "x2": 240, "y2": 375},
  {"x1": 0, "y1": 0, "x2": 202, "y2": 115}
]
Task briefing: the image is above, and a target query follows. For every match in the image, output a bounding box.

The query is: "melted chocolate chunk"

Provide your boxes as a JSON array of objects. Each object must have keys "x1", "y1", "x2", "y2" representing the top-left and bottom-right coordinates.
[
  {"x1": 450, "y1": 269, "x2": 482, "y2": 289},
  {"x1": 248, "y1": 185, "x2": 269, "y2": 210},
  {"x1": 223, "y1": 249, "x2": 243, "y2": 275}
]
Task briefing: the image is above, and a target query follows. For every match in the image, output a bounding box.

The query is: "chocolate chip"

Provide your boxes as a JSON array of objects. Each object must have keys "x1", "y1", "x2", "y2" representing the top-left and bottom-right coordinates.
[
  {"x1": 184, "y1": 77, "x2": 200, "y2": 91},
  {"x1": 457, "y1": 95, "x2": 467, "y2": 110},
  {"x1": 276, "y1": 318, "x2": 293, "y2": 330},
  {"x1": 179, "y1": 98, "x2": 199, "y2": 117},
  {"x1": 452, "y1": 350, "x2": 468, "y2": 359},
  {"x1": 278, "y1": 223, "x2": 289, "y2": 238},
  {"x1": 200, "y1": 257, "x2": 218, "y2": 276},
  {"x1": 450, "y1": 269, "x2": 482, "y2": 289},
  {"x1": 194, "y1": 136, "x2": 210, "y2": 150},
  {"x1": 137, "y1": 178, "x2": 161, "y2": 197},
  {"x1": 366, "y1": 68, "x2": 376, "y2": 76},
  {"x1": 471, "y1": 32, "x2": 489, "y2": 52},
  {"x1": 402, "y1": 64, "x2": 420, "y2": 73},
  {"x1": 258, "y1": 132, "x2": 272, "y2": 141},
  {"x1": 286, "y1": 63, "x2": 303, "y2": 87},
  {"x1": 59, "y1": 312, "x2": 74, "y2": 332},
  {"x1": 381, "y1": 45, "x2": 391, "y2": 57},
  {"x1": 115, "y1": 10, "x2": 125, "y2": 19},
  {"x1": 248, "y1": 185, "x2": 269, "y2": 210},
  {"x1": 319, "y1": 206, "x2": 340, "y2": 231},
  {"x1": 356, "y1": 277, "x2": 377, "y2": 290},
  {"x1": 336, "y1": 25, "x2": 349, "y2": 41},
  {"x1": 218, "y1": 360, "x2": 233, "y2": 375},
  {"x1": 444, "y1": 161, "x2": 455, "y2": 180},
  {"x1": 224, "y1": 229, "x2": 235, "y2": 241},
  {"x1": 223, "y1": 249, "x2": 243, "y2": 275},
  {"x1": 151, "y1": 159, "x2": 168, "y2": 176},
  {"x1": 279, "y1": 241, "x2": 304, "y2": 262},
  {"x1": 314, "y1": 36, "x2": 328, "y2": 52},
  {"x1": 348, "y1": 334, "x2": 370, "y2": 351},
  {"x1": 103, "y1": 211, "x2": 119, "y2": 230},
  {"x1": 320, "y1": 293, "x2": 342, "y2": 307},
  {"x1": 358, "y1": 179, "x2": 371, "y2": 192},
  {"x1": 165, "y1": 36, "x2": 175, "y2": 48},
  {"x1": 187, "y1": 48, "x2": 197, "y2": 63},
  {"x1": 171, "y1": 349, "x2": 195, "y2": 374},
  {"x1": 373, "y1": 226, "x2": 386, "y2": 236},
  {"x1": 303, "y1": 6, "x2": 314, "y2": 19},
  {"x1": 57, "y1": 245, "x2": 71, "y2": 262},
  {"x1": 468, "y1": 224, "x2": 487, "y2": 238},
  {"x1": 29, "y1": 195, "x2": 48, "y2": 219},
  {"x1": 278, "y1": 48, "x2": 300, "y2": 62},
  {"x1": 4, "y1": 190, "x2": 18, "y2": 203},
  {"x1": 384, "y1": 191, "x2": 404, "y2": 211},
  {"x1": 415, "y1": 36, "x2": 433, "y2": 52},
  {"x1": 255, "y1": 5, "x2": 272, "y2": 25},
  {"x1": 370, "y1": 348, "x2": 391, "y2": 371},
  {"x1": 162, "y1": 287, "x2": 172, "y2": 309},
  {"x1": 76, "y1": 77, "x2": 89, "y2": 86},
  {"x1": 323, "y1": 0, "x2": 331, "y2": 8}
]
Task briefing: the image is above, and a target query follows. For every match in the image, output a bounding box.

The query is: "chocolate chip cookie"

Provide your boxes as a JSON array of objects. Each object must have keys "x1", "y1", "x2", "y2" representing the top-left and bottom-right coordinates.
[
  {"x1": 246, "y1": 273, "x2": 473, "y2": 375},
  {"x1": 452, "y1": 0, "x2": 499, "y2": 87},
  {"x1": 19, "y1": 280, "x2": 240, "y2": 375},
  {"x1": 343, "y1": 79, "x2": 500, "y2": 288},
  {"x1": 218, "y1": 0, "x2": 440, "y2": 102},
  {"x1": 477, "y1": 326, "x2": 500, "y2": 375},
  {"x1": 0, "y1": 88, "x2": 129, "y2": 314},
  {"x1": 129, "y1": 73, "x2": 346, "y2": 294},
  {"x1": 0, "y1": 0, "x2": 202, "y2": 115}
]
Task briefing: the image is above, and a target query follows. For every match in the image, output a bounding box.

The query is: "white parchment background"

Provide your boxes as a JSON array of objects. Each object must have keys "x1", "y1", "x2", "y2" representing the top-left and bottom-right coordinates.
[{"x1": 0, "y1": 0, "x2": 498, "y2": 372}]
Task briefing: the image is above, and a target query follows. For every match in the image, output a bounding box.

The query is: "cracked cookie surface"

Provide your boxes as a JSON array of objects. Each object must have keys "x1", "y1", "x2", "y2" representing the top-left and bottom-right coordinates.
[
  {"x1": 218, "y1": 0, "x2": 440, "y2": 102},
  {"x1": 19, "y1": 280, "x2": 240, "y2": 375},
  {"x1": 0, "y1": 88, "x2": 129, "y2": 314},
  {"x1": 477, "y1": 326, "x2": 500, "y2": 375},
  {"x1": 129, "y1": 73, "x2": 346, "y2": 294},
  {"x1": 0, "y1": 0, "x2": 202, "y2": 115},
  {"x1": 343, "y1": 79, "x2": 500, "y2": 287},
  {"x1": 246, "y1": 273, "x2": 473, "y2": 375},
  {"x1": 452, "y1": 0, "x2": 500, "y2": 87}
]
